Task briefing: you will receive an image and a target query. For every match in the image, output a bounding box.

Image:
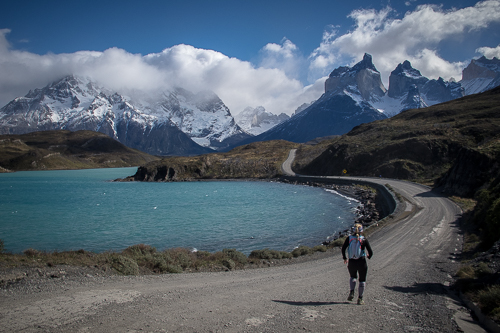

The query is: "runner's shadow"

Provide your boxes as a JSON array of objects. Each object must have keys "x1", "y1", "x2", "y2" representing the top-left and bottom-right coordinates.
[
  {"x1": 384, "y1": 283, "x2": 446, "y2": 295},
  {"x1": 272, "y1": 300, "x2": 348, "y2": 306}
]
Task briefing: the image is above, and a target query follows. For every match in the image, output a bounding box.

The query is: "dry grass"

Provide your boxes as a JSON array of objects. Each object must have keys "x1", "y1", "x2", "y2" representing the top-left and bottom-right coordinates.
[{"x1": 0, "y1": 241, "x2": 334, "y2": 275}]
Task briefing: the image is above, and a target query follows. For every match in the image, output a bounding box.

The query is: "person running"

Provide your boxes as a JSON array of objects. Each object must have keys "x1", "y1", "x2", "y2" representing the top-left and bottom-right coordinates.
[{"x1": 341, "y1": 223, "x2": 373, "y2": 305}]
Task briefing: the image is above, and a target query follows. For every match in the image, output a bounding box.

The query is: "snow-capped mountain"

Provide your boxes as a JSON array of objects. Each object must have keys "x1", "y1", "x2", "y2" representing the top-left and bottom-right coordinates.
[
  {"x1": 234, "y1": 106, "x2": 290, "y2": 135},
  {"x1": 324, "y1": 53, "x2": 387, "y2": 103},
  {"x1": 232, "y1": 55, "x2": 388, "y2": 147},
  {"x1": 235, "y1": 91, "x2": 387, "y2": 145},
  {"x1": 326, "y1": 54, "x2": 464, "y2": 118},
  {"x1": 229, "y1": 53, "x2": 469, "y2": 148},
  {"x1": 235, "y1": 54, "x2": 500, "y2": 149},
  {"x1": 149, "y1": 88, "x2": 250, "y2": 150},
  {"x1": 460, "y1": 56, "x2": 500, "y2": 95},
  {"x1": 0, "y1": 76, "x2": 250, "y2": 156},
  {"x1": 369, "y1": 59, "x2": 465, "y2": 116}
]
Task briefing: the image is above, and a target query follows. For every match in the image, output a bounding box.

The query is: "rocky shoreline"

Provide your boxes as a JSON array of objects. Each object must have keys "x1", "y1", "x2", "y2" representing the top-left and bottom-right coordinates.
[{"x1": 278, "y1": 178, "x2": 383, "y2": 245}]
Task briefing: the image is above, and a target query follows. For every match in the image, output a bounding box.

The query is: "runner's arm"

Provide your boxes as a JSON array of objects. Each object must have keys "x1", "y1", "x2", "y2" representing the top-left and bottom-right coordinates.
[
  {"x1": 364, "y1": 239, "x2": 374, "y2": 259},
  {"x1": 341, "y1": 237, "x2": 349, "y2": 260}
]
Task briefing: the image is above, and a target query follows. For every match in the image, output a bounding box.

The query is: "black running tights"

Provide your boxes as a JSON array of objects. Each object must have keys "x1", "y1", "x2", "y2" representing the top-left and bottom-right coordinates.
[{"x1": 347, "y1": 258, "x2": 368, "y2": 282}]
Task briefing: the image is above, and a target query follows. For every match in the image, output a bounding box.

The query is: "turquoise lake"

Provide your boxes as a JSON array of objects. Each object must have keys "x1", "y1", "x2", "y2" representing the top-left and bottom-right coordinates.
[{"x1": 0, "y1": 167, "x2": 359, "y2": 254}]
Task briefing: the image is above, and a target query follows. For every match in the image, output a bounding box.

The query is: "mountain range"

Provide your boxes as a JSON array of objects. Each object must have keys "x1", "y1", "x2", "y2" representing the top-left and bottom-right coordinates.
[
  {"x1": 0, "y1": 76, "x2": 250, "y2": 156},
  {"x1": 237, "y1": 53, "x2": 493, "y2": 146},
  {"x1": 0, "y1": 55, "x2": 498, "y2": 155},
  {"x1": 124, "y1": 85, "x2": 500, "y2": 196}
]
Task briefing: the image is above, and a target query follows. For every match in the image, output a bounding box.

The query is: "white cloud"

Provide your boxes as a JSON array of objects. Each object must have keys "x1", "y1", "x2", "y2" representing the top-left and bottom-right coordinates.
[
  {"x1": 1, "y1": 1, "x2": 500, "y2": 119},
  {"x1": 476, "y1": 44, "x2": 500, "y2": 59},
  {"x1": 0, "y1": 32, "x2": 320, "y2": 116},
  {"x1": 143, "y1": 44, "x2": 320, "y2": 115},
  {"x1": 258, "y1": 38, "x2": 307, "y2": 82},
  {"x1": 309, "y1": 0, "x2": 500, "y2": 85}
]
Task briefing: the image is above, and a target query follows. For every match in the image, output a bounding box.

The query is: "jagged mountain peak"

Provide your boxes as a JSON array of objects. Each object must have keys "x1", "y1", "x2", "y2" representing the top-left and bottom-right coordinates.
[
  {"x1": 461, "y1": 56, "x2": 500, "y2": 95},
  {"x1": 473, "y1": 56, "x2": 500, "y2": 70},
  {"x1": 392, "y1": 60, "x2": 423, "y2": 78},
  {"x1": 321, "y1": 55, "x2": 467, "y2": 118},
  {"x1": 351, "y1": 53, "x2": 378, "y2": 73},
  {"x1": 23, "y1": 75, "x2": 106, "y2": 106},
  {"x1": 325, "y1": 53, "x2": 386, "y2": 101},
  {"x1": 327, "y1": 53, "x2": 378, "y2": 79},
  {"x1": 388, "y1": 60, "x2": 428, "y2": 98}
]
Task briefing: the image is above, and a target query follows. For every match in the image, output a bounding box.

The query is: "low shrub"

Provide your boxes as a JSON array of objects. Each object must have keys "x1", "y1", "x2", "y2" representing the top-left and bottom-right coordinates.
[
  {"x1": 476, "y1": 262, "x2": 493, "y2": 278},
  {"x1": 149, "y1": 254, "x2": 169, "y2": 273},
  {"x1": 0, "y1": 239, "x2": 4, "y2": 253},
  {"x1": 23, "y1": 248, "x2": 39, "y2": 257},
  {"x1": 329, "y1": 237, "x2": 346, "y2": 248},
  {"x1": 123, "y1": 244, "x2": 156, "y2": 257},
  {"x1": 291, "y1": 246, "x2": 312, "y2": 258},
  {"x1": 222, "y1": 248, "x2": 247, "y2": 265},
  {"x1": 169, "y1": 248, "x2": 193, "y2": 269},
  {"x1": 110, "y1": 255, "x2": 139, "y2": 275},
  {"x1": 249, "y1": 248, "x2": 290, "y2": 260},
  {"x1": 479, "y1": 286, "x2": 500, "y2": 318},
  {"x1": 222, "y1": 259, "x2": 235, "y2": 270},
  {"x1": 164, "y1": 264, "x2": 183, "y2": 273},
  {"x1": 249, "y1": 249, "x2": 274, "y2": 259},
  {"x1": 456, "y1": 265, "x2": 475, "y2": 279},
  {"x1": 313, "y1": 245, "x2": 327, "y2": 252}
]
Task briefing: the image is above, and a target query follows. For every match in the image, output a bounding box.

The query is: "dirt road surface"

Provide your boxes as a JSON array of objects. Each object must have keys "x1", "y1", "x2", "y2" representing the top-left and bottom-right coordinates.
[{"x1": 0, "y1": 175, "x2": 488, "y2": 332}]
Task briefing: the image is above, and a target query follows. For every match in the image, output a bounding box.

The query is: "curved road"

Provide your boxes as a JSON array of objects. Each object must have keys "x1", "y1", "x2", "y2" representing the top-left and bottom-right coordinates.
[
  {"x1": 281, "y1": 148, "x2": 297, "y2": 176},
  {"x1": 0, "y1": 152, "x2": 486, "y2": 332}
]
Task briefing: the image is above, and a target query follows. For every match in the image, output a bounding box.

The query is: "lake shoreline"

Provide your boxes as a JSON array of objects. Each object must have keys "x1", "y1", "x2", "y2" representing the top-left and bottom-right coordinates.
[
  {"x1": 0, "y1": 175, "x2": 386, "y2": 285},
  {"x1": 1, "y1": 176, "x2": 381, "y2": 256}
]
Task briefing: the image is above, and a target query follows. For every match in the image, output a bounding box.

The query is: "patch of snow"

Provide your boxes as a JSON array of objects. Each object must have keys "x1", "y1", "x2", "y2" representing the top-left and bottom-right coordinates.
[
  {"x1": 343, "y1": 86, "x2": 363, "y2": 107},
  {"x1": 461, "y1": 78, "x2": 494, "y2": 95},
  {"x1": 371, "y1": 95, "x2": 405, "y2": 117},
  {"x1": 191, "y1": 137, "x2": 212, "y2": 148}
]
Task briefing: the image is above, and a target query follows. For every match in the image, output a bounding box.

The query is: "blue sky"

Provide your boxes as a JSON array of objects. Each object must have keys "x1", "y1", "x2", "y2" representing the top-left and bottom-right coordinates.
[{"x1": 1, "y1": 0, "x2": 499, "y2": 115}]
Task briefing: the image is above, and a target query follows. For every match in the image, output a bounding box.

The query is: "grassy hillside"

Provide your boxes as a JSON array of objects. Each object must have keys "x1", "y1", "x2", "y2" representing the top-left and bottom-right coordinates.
[
  {"x1": 0, "y1": 130, "x2": 160, "y2": 172},
  {"x1": 296, "y1": 86, "x2": 500, "y2": 191},
  {"x1": 127, "y1": 140, "x2": 300, "y2": 181}
]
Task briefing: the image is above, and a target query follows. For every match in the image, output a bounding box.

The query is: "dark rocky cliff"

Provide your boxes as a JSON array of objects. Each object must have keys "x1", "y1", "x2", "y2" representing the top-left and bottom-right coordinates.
[{"x1": 435, "y1": 147, "x2": 499, "y2": 197}]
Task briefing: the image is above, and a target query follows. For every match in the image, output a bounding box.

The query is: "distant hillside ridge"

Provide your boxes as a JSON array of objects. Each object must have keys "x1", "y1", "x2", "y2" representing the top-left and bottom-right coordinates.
[
  {"x1": 0, "y1": 130, "x2": 159, "y2": 172},
  {"x1": 296, "y1": 85, "x2": 500, "y2": 198}
]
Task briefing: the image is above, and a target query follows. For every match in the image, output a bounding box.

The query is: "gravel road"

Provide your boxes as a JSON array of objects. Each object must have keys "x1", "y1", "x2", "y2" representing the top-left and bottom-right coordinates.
[{"x1": 0, "y1": 175, "x2": 488, "y2": 332}]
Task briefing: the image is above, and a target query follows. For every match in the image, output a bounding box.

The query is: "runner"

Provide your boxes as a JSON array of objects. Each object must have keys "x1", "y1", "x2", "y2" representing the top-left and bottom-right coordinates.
[{"x1": 341, "y1": 223, "x2": 373, "y2": 305}]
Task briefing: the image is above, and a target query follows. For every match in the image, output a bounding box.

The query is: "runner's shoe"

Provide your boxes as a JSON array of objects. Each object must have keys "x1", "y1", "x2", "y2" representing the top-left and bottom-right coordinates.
[
  {"x1": 357, "y1": 298, "x2": 365, "y2": 305},
  {"x1": 347, "y1": 290, "x2": 355, "y2": 301}
]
